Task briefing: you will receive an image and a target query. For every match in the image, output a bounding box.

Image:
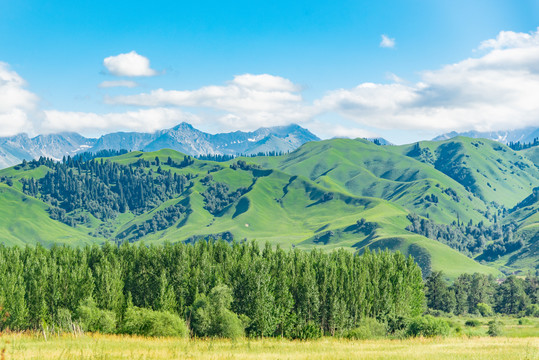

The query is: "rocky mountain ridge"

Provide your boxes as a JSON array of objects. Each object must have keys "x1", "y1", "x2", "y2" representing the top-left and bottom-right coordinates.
[{"x1": 0, "y1": 123, "x2": 320, "y2": 169}]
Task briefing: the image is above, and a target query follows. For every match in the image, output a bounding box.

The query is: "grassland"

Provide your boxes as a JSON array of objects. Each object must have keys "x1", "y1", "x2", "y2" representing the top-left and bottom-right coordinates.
[
  {"x1": 249, "y1": 138, "x2": 490, "y2": 224},
  {"x1": 0, "y1": 184, "x2": 101, "y2": 247},
  {"x1": 0, "y1": 333, "x2": 537, "y2": 360},
  {"x1": 1, "y1": 317, "x2": 537, "y2": 359},
  {"x1": 394, "y1": 136, "x2": 539, "y2": 208}
]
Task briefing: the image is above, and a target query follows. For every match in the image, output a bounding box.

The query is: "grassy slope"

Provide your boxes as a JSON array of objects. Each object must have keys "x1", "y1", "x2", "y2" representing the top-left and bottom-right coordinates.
[
  {"x1": 0, "y1": 184, "x2": 102, "y2": 247},
  {"x1": 92, "y1": 149, "x2": 500, "y2": 278},
  {"x1": 495, "y1": 188, "x2": 539, "y2": 273},
  {"x1": 393, "y1": 138, "x2": 539, "y2": 273},
  {"x1": 0, "y1": 147, "x2": 500, "y2": 278},
  {"x1": 246, "y1": 139, "x2": 489, "y2": 225},
  {"x1": 521, "y1": 146, "x2": 539, "y2": 165},
  {"x1": 394, "y1": 137, "x2": 539, "y2": 208}
]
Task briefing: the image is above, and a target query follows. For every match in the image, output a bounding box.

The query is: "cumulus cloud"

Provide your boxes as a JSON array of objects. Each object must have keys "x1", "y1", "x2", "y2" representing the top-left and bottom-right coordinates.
[
  {"x1": 0, "y1": 62, "x2": 39, "y2": 136},
  {"x1": 99, "y1": 80, "x2": 138, "y2": 88},
  {"x1": 318, "y1": 27, "x2": 539, "y2": 132},
  {"x1": 103, "y1": 51, "x2": 157, "y2": 77},
  {"x1": 42, "y1": 108, "x2": 198, "y2": 135},
  {"x1": 108, "y1": 74, "x2": 316, "y2": 130},
  {"x1": 7, "y1": 28, "x2": 539, "y2": 139},
  {"x1": 380, "y1": 35, "x2": 395, "y2": 48},
  {"x1": 479, "y1": 29, "x2": 539, "y2": 50}
]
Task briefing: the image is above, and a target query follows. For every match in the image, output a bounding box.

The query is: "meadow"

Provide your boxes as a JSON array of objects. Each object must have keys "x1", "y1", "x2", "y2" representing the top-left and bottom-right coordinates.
[
  {"x1": 1, "y1": 317, "x2": 538, "y2": 360},
  {"x1": 0, "y1": 333, "x2": 537, "y2": 360}
]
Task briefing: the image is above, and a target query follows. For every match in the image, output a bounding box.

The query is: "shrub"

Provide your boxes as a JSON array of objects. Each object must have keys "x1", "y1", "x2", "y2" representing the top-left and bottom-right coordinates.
[
  {"x1": 518, "y1": 318, "x2": 532, "y2": 325},
  {"x1": 214, "y1": 309, "x2": 245, "y2": 339},
  {"x1": 387, "y1": 316, "x2": 410, "y2": 334},
  {"x1": 189, "y1": 285, "x2": 245, "y2": 339},
  {"x1": 292, "y1": 321, "x2": 322, "y2": 340},
  {"x1": 55, "y1": 308, "x2": 74, "y2": 332},
  {"x1": 406, "y1": 315, "x2": 451, "y2": 337},
  {"x1": 525, "y1": 304, "x2": 539, "y2": 317},
  {"x1": 487, "y1": 319, "x2": 503, "y2": 337},
  {"x1": 464, "y1": 319, "x2": 481, "y2": 327},
  {"x1": 476, "y1": 303, "x2": 493, "y2": 317},
  {"x1": 77, "y1": 298, "x2": 117, "y2": 334},
  {"x1": 190, "y1": 296, "x2": 212, "y2": 336},
  {"x1": 345, "y1": 318, "x2": 387, "y2": 340},
  {"x1": 122, "y1": 307, "x2": 188, "y2": 337}
]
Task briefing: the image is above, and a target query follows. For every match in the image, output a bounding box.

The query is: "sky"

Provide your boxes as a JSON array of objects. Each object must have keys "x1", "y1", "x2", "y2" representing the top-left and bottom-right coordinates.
[{"x1": 1, "y1": 0, "x2": 539, "y2": 144}]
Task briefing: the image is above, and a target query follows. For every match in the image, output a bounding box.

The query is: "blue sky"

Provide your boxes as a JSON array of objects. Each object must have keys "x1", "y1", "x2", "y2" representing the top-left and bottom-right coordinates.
[{"x1": 1, "y1": 0, "x2": 539, "y2": 143}]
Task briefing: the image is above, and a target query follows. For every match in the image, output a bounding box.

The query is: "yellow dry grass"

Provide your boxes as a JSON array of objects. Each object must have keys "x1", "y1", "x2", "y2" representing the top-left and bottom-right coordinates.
[{"x1": 0, "y1": 333, "x2": 537, "y2": 360}]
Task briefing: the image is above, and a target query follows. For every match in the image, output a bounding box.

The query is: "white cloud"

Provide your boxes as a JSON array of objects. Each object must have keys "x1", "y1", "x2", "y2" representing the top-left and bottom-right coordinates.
[
  {"x1": 308, "y1": 121, "x2": 379, "y2": 139},
  {"x1": 108, "y1": 74, "x2": 316, "y2": 130},
  {"x1": 103, "y1": 51, "x2": 157, "y2": 77},
  {"x1": 479, "y1": 29, "x2": 539, "y2": 50},
  {"x1": 42, "y1": 108, "x2": 198, "y2": 136},
  {"x1": 99, "y1": 80, "x2": 138, "y2": 88},
  {"x1": 0, "y1": 62, "x2": 39, "y2": 136},
  {"x1": 7, "y1": 28, "x2": 539, "y2": 140},
  {"x1": 386, "y1": 72, "x2": 405, "y2": 83},
  {"x1": 318, "y1": 27, "x2": 539, "y2": 132},
  {"x1": 380, "y1": 35, "x2": 395, "y2": 48},
  {"x1": 231, "y1": 73, "x2": 300, "y2": 92}
]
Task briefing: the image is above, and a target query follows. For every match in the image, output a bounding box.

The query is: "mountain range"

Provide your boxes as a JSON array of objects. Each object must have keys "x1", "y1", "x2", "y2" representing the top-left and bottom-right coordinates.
[
  {"x1": 4, "y1": 122, "x2": 539, "y2": 170},
  {"x1": 433, "y1": 127, "x2": 539, "y2": 143},
  {"x1": 0, "y1": 123, "x2": 320, "y2": 169}
]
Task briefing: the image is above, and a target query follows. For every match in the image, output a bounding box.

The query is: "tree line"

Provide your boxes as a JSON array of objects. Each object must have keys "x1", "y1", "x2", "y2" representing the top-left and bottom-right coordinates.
[
  {"x1": 406, "y1": 213, "x2": 523, "y2": 259},
  {"x1": 508, "y1": 138, "x2": 539, "y2": 151},
  {"x1": 0, "y1": 241, "x2": 424, "y2": 338},
  {"x1": 425, "y1": 271, "x2": 539, "y2": 317}
]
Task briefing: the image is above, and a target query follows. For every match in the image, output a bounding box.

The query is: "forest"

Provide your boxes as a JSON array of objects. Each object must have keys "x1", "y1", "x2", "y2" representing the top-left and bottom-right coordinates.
[
  {"x1": 19, "y1": 156, "x2": 192, "y2": 227},
  {"x1": 406, "y1": 213, "x2": 523, "y2": 259},
  {"x1": 424, "y1": 271, "x2": 538, "y2": 316},
  {"x1": 0, "y1": 241, "x2": 424, "y2": 338},
  {"x1": 0, "y1": 241, "x2": 537, "y2": 339}
]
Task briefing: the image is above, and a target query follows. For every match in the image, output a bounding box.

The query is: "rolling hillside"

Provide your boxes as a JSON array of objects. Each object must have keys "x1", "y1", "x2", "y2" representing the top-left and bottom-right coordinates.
[
  {"x1": 0, "y1": 147, "x2": 499, "y2": 279},
  {"x1": 247, "y1": 138, "x2": 489, "y2": 225},
  {"x1": 3, "y1": 136, "x2": 539, "y2": 277},
  {"x1": 394, "y1": 137, "x2": 539, "y2": 208}
]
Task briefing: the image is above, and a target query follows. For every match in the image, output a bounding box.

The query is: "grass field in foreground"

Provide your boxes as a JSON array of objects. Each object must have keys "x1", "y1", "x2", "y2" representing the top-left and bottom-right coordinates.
[{"x1": 0, "y1": 334, "x2": 537, "y2": 360}]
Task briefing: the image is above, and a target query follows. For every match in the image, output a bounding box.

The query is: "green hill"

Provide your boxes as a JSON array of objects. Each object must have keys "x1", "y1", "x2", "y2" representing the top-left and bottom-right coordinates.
[
  {"x1": 394, "y1": 137, "x2": 539, "y2": 208},
  {"x1": 0, "y1": 184, "x2": 102, "y2": 247},
  {"x1": 521, "y1": 146, "x2": 539, "y2": 166},
  {"x1": 0, "y1": 148, "x2": 499, "y2": 279},
  {"x1": 495, "y1": 187, "x2": 539, "y2": 273},
  {"x1": 247, "y1": 138, "x2": 489, "y2": 224},
  {"x1": 5, "y1": 137, "x2": 539, "y2": 277}
]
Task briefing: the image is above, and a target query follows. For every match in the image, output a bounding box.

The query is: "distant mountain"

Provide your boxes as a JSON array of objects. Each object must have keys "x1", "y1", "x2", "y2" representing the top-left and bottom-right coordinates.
[
  {"x1": 433, "y1": 127, "x2": 539, "y2": 144},
  {"x1": 0, "y1": 123, "x2": 319, "y2": 169},
  {"x1": 0, "y1": 133, "x2": 95, "y2": 169}
]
